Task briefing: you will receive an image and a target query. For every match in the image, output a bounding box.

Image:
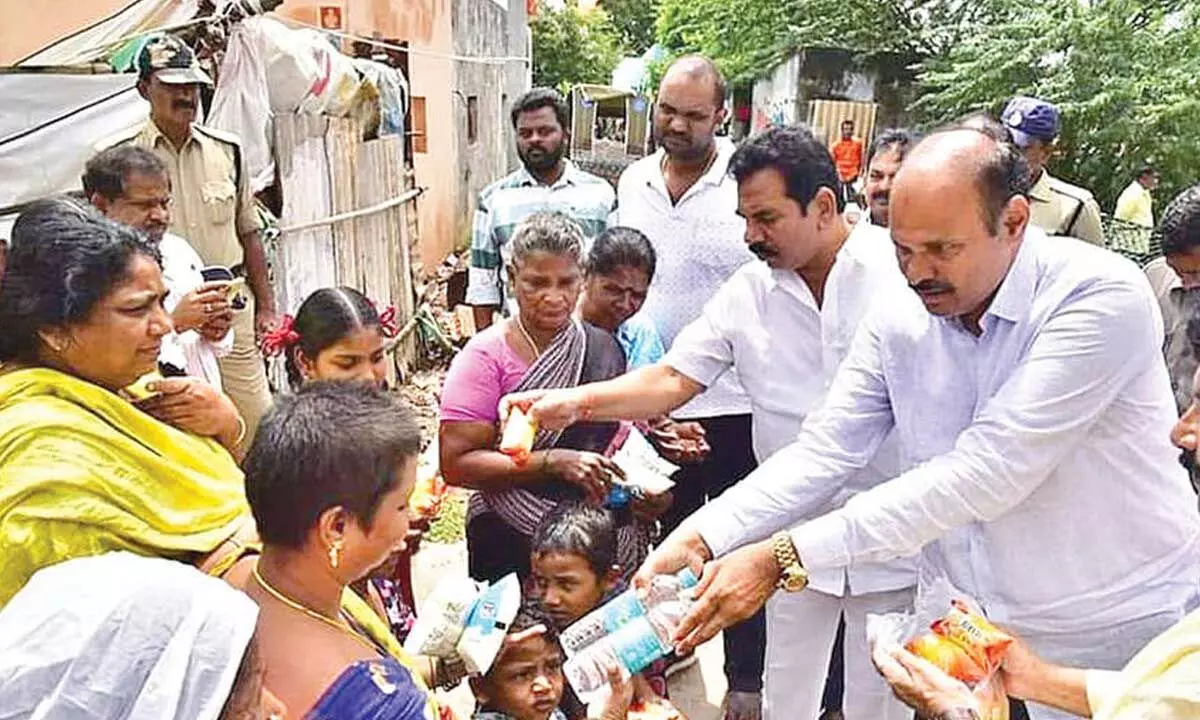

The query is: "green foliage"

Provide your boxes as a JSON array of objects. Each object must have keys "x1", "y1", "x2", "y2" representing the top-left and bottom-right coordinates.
[
  {"x1": 531, "y1": 0, "x2": 623, "y2": 94},
  {"x1": 652, "y1": 0, "x2": 1200, "y2": 210},
  {"x1": 425, "y1": 491, "x2": 466, "y2": 544},
  {"x1": 652, "y1": 0, "x2": 1012, "y2": 84},
  {"x1": 654, "y1": 0, "x2": 791, "y2": 82},
  {"x1": 916, "y1": 1, "x2": 1200, "y2": 208},
  {"x1": 599, "y1": 0, "x2": 660, "y2": 55}
]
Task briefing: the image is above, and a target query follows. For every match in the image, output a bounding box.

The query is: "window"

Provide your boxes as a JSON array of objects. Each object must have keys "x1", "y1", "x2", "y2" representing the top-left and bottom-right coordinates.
[
  {"x1": 467, "y1": 96, "x2": 479, "y2": 145},
  {"x1": 410, "y1": 96, "x2": 428, "y2": 154}
]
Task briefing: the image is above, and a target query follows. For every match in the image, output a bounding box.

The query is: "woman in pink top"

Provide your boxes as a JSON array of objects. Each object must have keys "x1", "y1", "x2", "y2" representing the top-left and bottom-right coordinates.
[{"x1": 440, "y1": 213, "x2": 645, "y2": 583}]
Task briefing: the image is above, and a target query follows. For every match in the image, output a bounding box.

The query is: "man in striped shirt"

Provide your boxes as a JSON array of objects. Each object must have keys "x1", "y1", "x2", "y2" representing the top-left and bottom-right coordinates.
[{"x1": 468, "y1": 88, "x2": 616, "y2": 330}]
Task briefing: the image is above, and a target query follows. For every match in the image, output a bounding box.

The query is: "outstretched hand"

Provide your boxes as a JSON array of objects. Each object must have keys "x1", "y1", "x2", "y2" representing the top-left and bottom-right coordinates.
[
  {"x1": 500, "y1": 387, "x2": 591, "y2": 431},
  {"x1": 670, "y1": 539, "x2": 778, "y2": 654}
]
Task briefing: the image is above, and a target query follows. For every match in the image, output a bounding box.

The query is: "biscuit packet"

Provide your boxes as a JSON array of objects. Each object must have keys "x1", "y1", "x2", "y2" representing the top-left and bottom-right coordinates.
[{"x1": 867, "y1": 578, "x2": 1012, "y2": 720}]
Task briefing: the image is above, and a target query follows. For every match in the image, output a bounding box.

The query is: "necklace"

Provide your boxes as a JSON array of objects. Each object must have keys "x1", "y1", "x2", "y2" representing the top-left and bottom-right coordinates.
[
  {"x1": 661, "y1": 143, "x2": 719, "y2": 201},
  {"x1": 251, "y1": 563, "x2": 380, "y2": 655},
  {"x1": 515, "y1": 315, "x2": 543, "y2": 357}
]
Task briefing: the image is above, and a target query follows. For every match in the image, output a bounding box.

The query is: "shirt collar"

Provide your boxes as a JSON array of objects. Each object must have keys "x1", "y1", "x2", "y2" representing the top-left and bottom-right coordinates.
[
  {"x1": 647, "y1": 137, "x2": 737, "y2": 196},
  {"x1": 516, "y1": 160, "x2": 579, "y2": 189},
  {"x1": 984, "y1": 225, "x2": 1044, "y2": 324},
  {"x1": 1029, "y1": 170, "x2": 1054, "y2": 202},
  {"x1": 764, "y1": 222, "x2": 871, "y2": 303},
  {"x1": 142, "y1": 118, "x2": 196, "y2": 151}
]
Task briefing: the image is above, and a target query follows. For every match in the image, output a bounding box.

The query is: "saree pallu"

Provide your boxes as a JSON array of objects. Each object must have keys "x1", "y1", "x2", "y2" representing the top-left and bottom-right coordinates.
[
  {"x1": 468, "y1": 319, "x2": 625, "y2": 537},
  {"x1": 331, "y1": 589, "x2": 442, "y2": 720},
  {"x1": 468, "y1": 321, "x2": 651, "y2": 575},
  {"x1": 0, "y1": 367, "x2": 248, "y2": 608}
]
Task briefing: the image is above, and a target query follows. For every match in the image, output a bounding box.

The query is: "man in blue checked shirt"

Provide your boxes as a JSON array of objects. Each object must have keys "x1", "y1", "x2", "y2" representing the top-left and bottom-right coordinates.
[{"x1": 467, "y1": 88, "x2": 616, "y2": 331}]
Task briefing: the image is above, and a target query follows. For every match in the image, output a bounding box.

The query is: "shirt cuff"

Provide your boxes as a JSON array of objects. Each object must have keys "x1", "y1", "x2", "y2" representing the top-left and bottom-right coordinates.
[
  {"x1": 692, "y1": 505, "x2": 744, "y2": 559},
  {"x1": 1085, "y1": 669, "x2": 1122, "y2": 716},
  {"x1": 789, "y1": 512, "x2": 851, "y2": 573}
]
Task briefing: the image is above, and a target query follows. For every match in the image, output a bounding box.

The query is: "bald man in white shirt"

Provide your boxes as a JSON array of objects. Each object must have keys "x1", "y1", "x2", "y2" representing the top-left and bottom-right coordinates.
[
  {"x1": 585, "y1": 125, "x2": 1198, "y2": 720},
  {"x1": 505, "y1": 125, "x2": 915, "y2": 720}
]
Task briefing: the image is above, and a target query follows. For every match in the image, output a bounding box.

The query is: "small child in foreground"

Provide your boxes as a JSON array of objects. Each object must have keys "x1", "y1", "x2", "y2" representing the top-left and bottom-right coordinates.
[
  {"x1": 529, "y1": 504, "x2": 674, "y2": 718},
  {"x1": 471, "y1": 601, "x2": 631, "y2": 720}
]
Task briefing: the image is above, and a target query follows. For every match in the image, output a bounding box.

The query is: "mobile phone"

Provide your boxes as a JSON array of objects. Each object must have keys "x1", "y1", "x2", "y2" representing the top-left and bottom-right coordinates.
[{"x1": 200, "y1": 266, "x2": 247, "y2": 310}]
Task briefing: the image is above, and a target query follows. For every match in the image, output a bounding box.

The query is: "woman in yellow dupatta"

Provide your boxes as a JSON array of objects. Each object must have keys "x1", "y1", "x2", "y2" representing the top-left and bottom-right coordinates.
[{"x1": 0, "y1": 199, "x2": 248, "y2": 608}]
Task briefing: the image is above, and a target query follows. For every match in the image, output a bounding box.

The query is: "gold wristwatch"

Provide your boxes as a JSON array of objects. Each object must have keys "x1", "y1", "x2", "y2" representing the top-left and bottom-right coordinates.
[{"x1": 772, "y1": 531, "x2": 809, "y2": 593}]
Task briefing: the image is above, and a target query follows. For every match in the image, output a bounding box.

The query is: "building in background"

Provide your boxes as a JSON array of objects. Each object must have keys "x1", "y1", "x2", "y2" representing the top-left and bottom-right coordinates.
[
  {"x1": 276, "y1": 0, "x2": 530, "y2": 268},
  {"x1": 2, "y1": 0, "x2": 531, "y2": 269}
]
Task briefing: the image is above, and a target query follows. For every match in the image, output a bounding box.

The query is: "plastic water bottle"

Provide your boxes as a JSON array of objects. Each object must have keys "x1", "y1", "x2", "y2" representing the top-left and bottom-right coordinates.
[{"x1": 561, "y1": 568, "x2": 698, "y2": 695}]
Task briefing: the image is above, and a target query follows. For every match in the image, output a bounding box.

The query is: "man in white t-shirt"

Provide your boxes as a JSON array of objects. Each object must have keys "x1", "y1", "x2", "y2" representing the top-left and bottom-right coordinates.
[
  {"x1": 612, "y1": 55, "x2": 762, "y2": 717},
  {"x1": 84, "y1": 145, "x2": 234, "y2": 388}
]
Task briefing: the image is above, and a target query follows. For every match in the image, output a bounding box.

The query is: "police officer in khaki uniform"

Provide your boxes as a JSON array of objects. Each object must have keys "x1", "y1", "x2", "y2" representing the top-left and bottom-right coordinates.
[
  {"x1": 100, "y1": 35, "x2": 276, "y2": 443},
  {"x1": 1001, "y1": 96, "x2": 1106, "y2": 246}
]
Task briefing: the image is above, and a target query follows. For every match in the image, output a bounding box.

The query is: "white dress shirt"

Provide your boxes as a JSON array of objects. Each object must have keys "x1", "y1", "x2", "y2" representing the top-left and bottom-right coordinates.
[
  {"x1": 665, "y1": 222, "x2": 914, "y2": 597},
  {"x1": 615, "y1": 139, "x2": 753, "y2": 420},
  {"x1": 691, "y1": 228, "x2": 1200, "y2": 636},
  {"x1": 159, "y1": 232, "x2": 231, "y2": 388}
]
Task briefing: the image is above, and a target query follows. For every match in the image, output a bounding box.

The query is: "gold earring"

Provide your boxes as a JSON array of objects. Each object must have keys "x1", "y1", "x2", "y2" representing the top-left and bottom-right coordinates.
[{"x1": 328, "y1": 540, "x2": 343, "y2": 569}]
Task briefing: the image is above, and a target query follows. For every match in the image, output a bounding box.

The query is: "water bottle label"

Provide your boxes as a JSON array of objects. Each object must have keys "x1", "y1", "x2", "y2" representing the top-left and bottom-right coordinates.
[
  {"x1": 559, "y1": 591, "x2": 646, "y2": 655},
  {"x1": 609, "y1": 617, "x2": 671, "y2": 674}
]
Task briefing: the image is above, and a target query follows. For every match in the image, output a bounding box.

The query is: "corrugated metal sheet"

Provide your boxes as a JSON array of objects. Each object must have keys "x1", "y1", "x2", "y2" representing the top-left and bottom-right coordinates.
[
  {"x1": 808, "y1": 99, "x2": 878, "y2": 154},
  {"x1": 274, "y1": 113, "x2": 417, "y2": 379}
]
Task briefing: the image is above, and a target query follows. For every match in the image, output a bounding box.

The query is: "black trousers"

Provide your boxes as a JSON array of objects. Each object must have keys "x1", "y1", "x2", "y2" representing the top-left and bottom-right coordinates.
[
  {"x1": 467, "y1": 509, "x2": 533, "y2": 583},
  {"x1": 662, "y1": 413, "x2": 766, "y2": 693}
]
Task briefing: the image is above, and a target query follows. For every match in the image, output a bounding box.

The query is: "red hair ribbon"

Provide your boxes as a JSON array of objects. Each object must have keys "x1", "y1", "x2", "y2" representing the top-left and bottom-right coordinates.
[
  {"x1": 377, "y1": 304, "x2": 400, "y2": 339},
  {"x1": 260, "y1": 314, "x2": 300, "y2": 357}
]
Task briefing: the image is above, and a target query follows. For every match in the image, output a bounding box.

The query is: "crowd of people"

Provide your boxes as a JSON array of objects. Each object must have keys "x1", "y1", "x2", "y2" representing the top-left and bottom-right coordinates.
[{"x1": 1, "y1": 29, "x2": 1199, "y2": 720}]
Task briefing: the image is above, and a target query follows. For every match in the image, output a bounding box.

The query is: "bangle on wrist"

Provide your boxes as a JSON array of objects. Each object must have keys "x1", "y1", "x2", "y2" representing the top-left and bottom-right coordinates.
[
  {"x1": 232, "y1": 416, "x2": 247, "y2": 448},
  {"x1": 932, "y1": 709, "x2": 981, "y2": 720},
  {"x1": 540, "y1": 449, "x2": 554, "y2": 473},
  {"x1": 579, "y1": 391, "x2": 594, "y2": 421}
]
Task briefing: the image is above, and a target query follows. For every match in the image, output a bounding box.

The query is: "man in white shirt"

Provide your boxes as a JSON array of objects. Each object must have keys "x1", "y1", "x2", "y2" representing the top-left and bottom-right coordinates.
[
  {"x1": 84, "y1": 145, "x2": 234, "y2": 388},
  {"x1": 862, "y1": 129, "x2": 919, "y2": 228},
  {"x1": 627, "y1": 125, "x2": 1200, "y2": 720},
  {"x1": 506, "y1": 125, "x2": 914, "y2": 719},
  {"x1": 613, "y1": 55, "x2": 762, "y2": 716}
]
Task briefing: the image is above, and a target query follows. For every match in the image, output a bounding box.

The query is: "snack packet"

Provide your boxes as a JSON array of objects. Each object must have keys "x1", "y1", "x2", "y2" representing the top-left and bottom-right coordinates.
[
  {"x1": 123, "y1": 371, "x2": 165, "y2": 401},
  {"x1": 627, "y1": 697, "x2": 685, "y2": 720},
  {"x1": 499, "y1": 407, "x2": 537, "y2": 464},
  {"x1": 403, "y1": 576, "x2": 483, "y2": 658},
  {"x1": 867, "y1": 578, "x2": 1012, "y2": 720}
]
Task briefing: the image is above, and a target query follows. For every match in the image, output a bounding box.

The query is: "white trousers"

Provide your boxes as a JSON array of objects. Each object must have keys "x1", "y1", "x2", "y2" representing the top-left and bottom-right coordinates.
[{"x1": 763, "y1": 586, "x2": 914, "y2": 720}]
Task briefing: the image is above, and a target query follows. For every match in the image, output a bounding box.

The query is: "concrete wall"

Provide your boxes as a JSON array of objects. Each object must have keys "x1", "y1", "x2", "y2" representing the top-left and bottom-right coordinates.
[
  {"x1": 450, "y1": 0, "x2": 530, "y2": 250},
  {"x1": 279, "y1": 0, "x2": 459, "y2": 269},
  {"x1": 280, "y1": 0, "x2": 528, "y2": 268},
  {"x1": 0, "y1": 0, "x2": 131, "y2": 64},
  {"x1": 751, "y1": 49, "x2": 917, "y2": 137}
]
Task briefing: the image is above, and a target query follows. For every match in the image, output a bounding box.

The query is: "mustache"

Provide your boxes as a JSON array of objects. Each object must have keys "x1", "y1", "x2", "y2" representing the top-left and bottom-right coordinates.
[
  {"x1": 748, "y1": 241, "x2": 777, "y2": 261},
  {"x1": 910, "y1": 279, "x2": 954, "y2": 294}
]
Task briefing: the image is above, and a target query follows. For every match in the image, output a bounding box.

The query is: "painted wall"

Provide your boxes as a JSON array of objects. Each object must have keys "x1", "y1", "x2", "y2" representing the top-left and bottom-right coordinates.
[
  {"x1": 450, "y1": 0, "x2": 530, "y2": 249},
  {"x1": 751, "y1": 49, "x2": 917, "y2": 136},
  {"x1": 0, "y1": 0, "x2": 132, "y2": 64},
  {"x1": 280, "y1": 0, "x2": 529, "y2": 268},
  {"x1": 278, "y1": 0, "x2": 459, "y2": 269}
]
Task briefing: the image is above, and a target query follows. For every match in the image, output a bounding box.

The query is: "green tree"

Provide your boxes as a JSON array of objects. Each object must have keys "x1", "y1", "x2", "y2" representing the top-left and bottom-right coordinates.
[
  {"x1": 917, "y1": 1, "x2": 1200, "y2": 208},
  {"x1": 600, "y1": 0, "x2": 660, "y2": 54},
  {"x1": 653, "y1": 0, "x2": 1200, "y2": 212},
  {"x1": 531, "y1": 0, "x2": 623, "y2": 93}
]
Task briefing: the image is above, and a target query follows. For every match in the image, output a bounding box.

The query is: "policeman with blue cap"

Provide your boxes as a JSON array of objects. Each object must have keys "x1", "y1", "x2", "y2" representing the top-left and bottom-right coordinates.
[{"x1": 1001, "y1": 96, "x2": 1106, "y2": 246}]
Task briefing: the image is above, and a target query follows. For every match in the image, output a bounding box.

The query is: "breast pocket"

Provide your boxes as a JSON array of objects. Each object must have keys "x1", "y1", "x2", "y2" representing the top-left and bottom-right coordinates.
[{"x1": 201, "y1": 179, "x2": 236, "y2": 226}]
